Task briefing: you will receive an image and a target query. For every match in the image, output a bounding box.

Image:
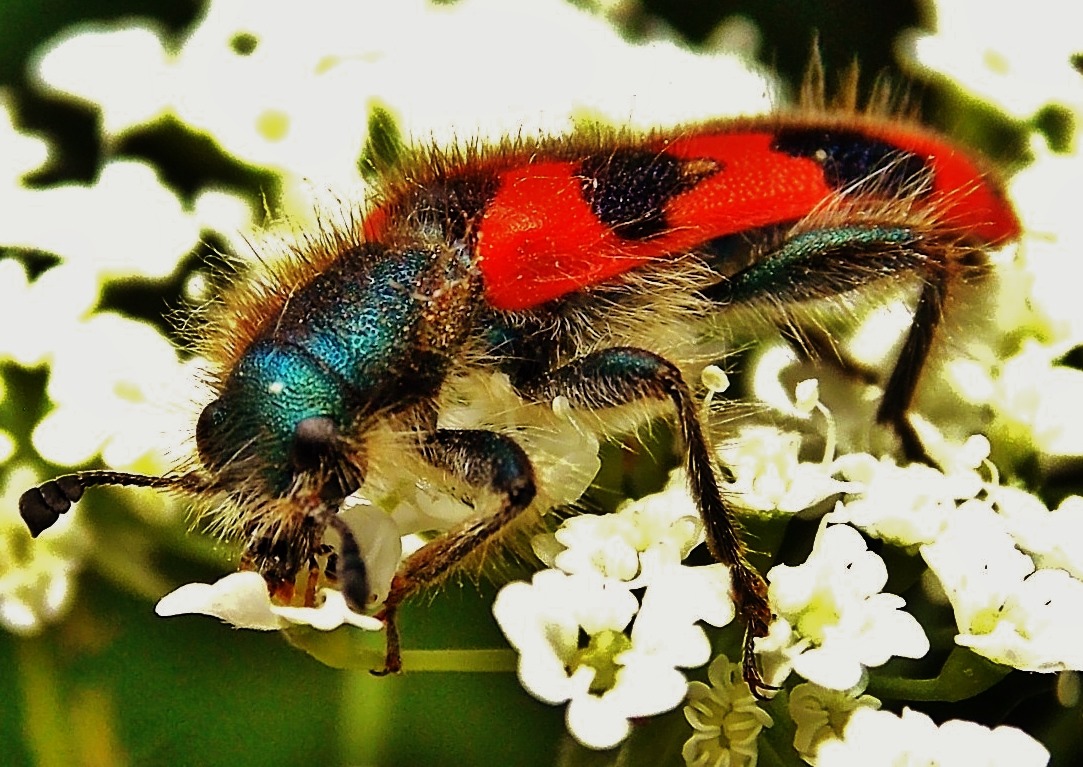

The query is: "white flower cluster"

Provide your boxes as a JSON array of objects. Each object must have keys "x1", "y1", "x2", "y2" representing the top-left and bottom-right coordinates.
[
  {"x1": 495, "y1": 470, "x2": 738, "y2": 750},
  {"x1": 0, "y1": 92, "x2": 227, "y2": 634},
  {"x1": 696, "y1": 405, "x2": 1072, "y2": 763},
  {"x1": 923, "y1": 493, "x2": 1083, "y2": 674},
  {"x1": 502, "y1": 367, "x2": 1078, "y2": 756},
  {"x1": 32, "y1": 0, "x2": 773, "y2": 202},
  {"x1": 758, "y1": 522, "x2": 930, "y2": 692},
  {"x1": 899, "y1": 1, "x2": 1083, "y2": 472}
]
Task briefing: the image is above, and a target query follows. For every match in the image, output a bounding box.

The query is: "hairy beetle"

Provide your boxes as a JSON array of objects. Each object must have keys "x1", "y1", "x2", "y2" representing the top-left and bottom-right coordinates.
[{"x1": 19, "y1": 91, "x2": 1019, "y2": 694}]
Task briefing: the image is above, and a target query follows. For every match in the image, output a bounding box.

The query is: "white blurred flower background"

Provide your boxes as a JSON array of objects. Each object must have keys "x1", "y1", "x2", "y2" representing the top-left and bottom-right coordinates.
[{"x1": 1, "y1": 0, "x2": 1080, "y2": 765}]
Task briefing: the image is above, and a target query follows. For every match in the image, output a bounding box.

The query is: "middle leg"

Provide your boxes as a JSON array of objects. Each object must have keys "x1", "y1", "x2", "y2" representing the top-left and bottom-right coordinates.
[{"x1": 515, "y1": 346, "x2": 774, "y2": 694}]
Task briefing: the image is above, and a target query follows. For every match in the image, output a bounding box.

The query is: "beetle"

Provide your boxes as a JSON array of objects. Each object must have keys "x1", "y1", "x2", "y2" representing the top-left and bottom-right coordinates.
[{"x1": 19, "y1": 90, "x2": 1020, "y2": 694}]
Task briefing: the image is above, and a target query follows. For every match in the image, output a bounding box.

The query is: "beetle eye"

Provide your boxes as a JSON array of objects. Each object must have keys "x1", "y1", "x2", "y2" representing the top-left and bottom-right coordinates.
[
  {"x1": 195, "y1": 398, "x2": 229, "y2": 468},
  {"x1": 290, "y1": 415, "x2": 339, "y2": 472}
]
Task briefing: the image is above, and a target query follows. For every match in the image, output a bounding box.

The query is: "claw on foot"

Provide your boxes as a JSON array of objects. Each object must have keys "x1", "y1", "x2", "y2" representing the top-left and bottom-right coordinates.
[{"x1": 371, "y1": 603, "x2": 403, "y2": 677}]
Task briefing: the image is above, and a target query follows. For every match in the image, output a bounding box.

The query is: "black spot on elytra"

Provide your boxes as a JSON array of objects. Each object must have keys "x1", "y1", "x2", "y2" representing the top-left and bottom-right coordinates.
[
  {"x1": 772, "y1": 128, "x2": 933, "y2": 198},
  {"x1": 578, "y1": 149, "x2": 720, "y2": 240},
  {"x1": 408, "y1": 172, "x2": 500, "y2": 242}
]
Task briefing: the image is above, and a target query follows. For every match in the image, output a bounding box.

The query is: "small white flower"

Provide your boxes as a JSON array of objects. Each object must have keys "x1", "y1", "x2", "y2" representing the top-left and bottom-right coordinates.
[
  {"x1": 718, "y1": 425, "x2": 856, "y2": 515},
  {"x1": 155, "y1": 504, "x2": 399, "y2": 630},
  {"x1": 909, "y1": 424, "x2": 993, "y2": 479},
  {"x1": 991, "y1": 486, "x2": 1083, "y2": 580},
  {"x1": 991, "y1": 341, "x2": 1083, "y2": 460},
  {"x1": 630, "y1": 564, "x2": 736, "y2": 668},
  {"x1": 0, "y1": 260, "x2": 98, "y2": 369},
  {"x1": 761, "y1": 523, "x2": 929, "y2": 690},
  {"x1": 827, "y1": 452, "x2": 983, "y2": 548},
  {"x1": 12, "y1": 161, "x2": 201, "y2": 282},
  {"x1": 534, "y1": 470, "x2": 703, "y2": 584},
  {"x1": 921, "y1": 499, "x2": 1083, "y2": 672},
  {"x1": 816, "y1": 706, "x2": 1050, "y2": 767},
  {"x1": 34, "y1": 23, "x2": 173, "y2": 135},
  {"x1": 538, "y1": 512, "x2": 645, "y2": 582},
  {"x1": 493, "y1": 569, "x2": 718, "y2": 750},
  {"x1": 494, "y1": 571, "x2": 636, "y2": 696},
  {"x1": 1009, "y1": 138, "x2": 1083, "y2": 346},
  {"x1": 155, "y1": 571, "x2": 383, "y2": 632},
  {"x1": 958, "y1": 569, "x2": 1083, "y2": 673},
  {"x1": 788, "y1": 681, "x2": 880, "y2": 765},
  {"x1": 682, "y1": 653, "x2": 773, "y2": 767}
]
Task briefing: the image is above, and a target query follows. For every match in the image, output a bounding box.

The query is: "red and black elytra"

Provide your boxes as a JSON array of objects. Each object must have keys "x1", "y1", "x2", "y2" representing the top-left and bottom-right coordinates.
[
  {"x1": 364, "y1": 117, "x2": 1016, "y2": 311},
  {"x1": 20, "y1": 97, "x2": 1020, "y2": 696}
]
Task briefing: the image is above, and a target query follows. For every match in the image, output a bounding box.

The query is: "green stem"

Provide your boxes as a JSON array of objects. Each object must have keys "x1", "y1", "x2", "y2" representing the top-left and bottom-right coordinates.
[
  {"x1": 16, "y1": 636, "x2": 71, "y2": 767},
  {"x1": 285, "y1": 627, "x2": 518, "y2": 673},
  {"x1": 398, "y1": 648, "x2": 518, "y2": 673}
]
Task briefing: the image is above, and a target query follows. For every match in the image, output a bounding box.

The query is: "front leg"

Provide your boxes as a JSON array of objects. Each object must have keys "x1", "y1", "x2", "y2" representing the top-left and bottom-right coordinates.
[
  {"x1": 377, "y1": 428, "x2": 536, "y2": 674},
  {"x1": 515, "y1": 347, "x2": 773, "y2": 695}
]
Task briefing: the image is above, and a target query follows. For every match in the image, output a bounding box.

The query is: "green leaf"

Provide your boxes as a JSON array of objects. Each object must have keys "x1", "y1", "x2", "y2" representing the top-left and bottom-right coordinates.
[
  {"x1": 867, "y1": 646, "x2": 1011, "y2": 702},
  {"x1": 358, "y1": 103, "x2": 407, "y2": 182}
]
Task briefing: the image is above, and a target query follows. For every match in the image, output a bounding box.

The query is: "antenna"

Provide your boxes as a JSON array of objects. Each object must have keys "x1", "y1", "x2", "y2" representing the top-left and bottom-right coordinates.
[{"x1": 19, "y1": 470, "x2": 212, "y2": 537}]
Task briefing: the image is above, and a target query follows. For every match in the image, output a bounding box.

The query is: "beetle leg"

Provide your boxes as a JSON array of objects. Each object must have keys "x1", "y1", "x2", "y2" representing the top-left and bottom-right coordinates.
[
  {"x1": 707, "y1": 224, "x2": 978, "y2": 461},
  {"x1": 874, "y1": 268, "x2": 951, "y2": 458},
  {"x1": 515, "y1": 347, "x2": 775, "y2": 697},
  {"x1": 376, "y1": 429, "x2": 537, "y2": 675}
]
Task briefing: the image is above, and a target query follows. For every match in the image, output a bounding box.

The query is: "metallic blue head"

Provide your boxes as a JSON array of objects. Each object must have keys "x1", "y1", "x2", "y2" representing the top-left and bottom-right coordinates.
[
  {"x1": 195, "y1": 243, "x2": 479, "y2": 500},
  {"x1": 196, "y1": 339, "x2": 353, "y2": 495}
]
